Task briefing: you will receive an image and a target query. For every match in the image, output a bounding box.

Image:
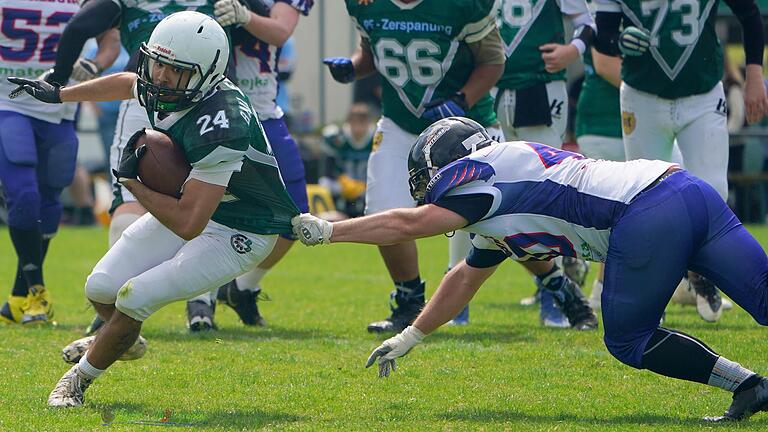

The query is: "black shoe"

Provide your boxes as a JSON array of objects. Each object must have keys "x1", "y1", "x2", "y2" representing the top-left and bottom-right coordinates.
[
  {"x1": 84, "y1": 314, "x2": 105, "y2": 336},
  {"x1": 186, "y1": 300, "x2": 216, "y2": 332},
  {"x1": 705, "y1": 378, "x2": 768, "y2": 422},
  {"x1": 545, "y1": 275, "x2": 598, "y2": 331},
  {"x1": 216, "y1": 280, "x2": 267, "y2": 327},
  {"x1": 367, "y1": 285, "x2": 425, "y2": 334}
]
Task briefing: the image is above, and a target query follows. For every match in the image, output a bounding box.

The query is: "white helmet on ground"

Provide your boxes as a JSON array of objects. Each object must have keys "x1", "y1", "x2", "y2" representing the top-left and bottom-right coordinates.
[{"x1": 136, "y1": 11, "x2": 229, "y2": 114}]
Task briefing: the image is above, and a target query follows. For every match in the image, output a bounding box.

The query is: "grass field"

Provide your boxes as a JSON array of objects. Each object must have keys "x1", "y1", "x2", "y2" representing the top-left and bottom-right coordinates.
[{"x1": 1, "y1": 225, "x2": 768, "y2": 431}]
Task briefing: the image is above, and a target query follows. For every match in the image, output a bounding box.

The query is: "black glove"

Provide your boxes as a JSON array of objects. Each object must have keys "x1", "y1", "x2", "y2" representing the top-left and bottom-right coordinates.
[
  {"x1": 7, "y1": 77, "x2": 62, "y2": 103},
  {"x1": 322, "y1": 58, "x2": 355, "y2": 84},
  {"x1": 112, "y1": 129, "x2": 148, "y2": 182}
]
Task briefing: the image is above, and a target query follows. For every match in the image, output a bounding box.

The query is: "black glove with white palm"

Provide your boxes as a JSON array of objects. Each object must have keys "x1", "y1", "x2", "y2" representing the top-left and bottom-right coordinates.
[
  {"x1": 365, "y1": 325, "x2": 425, "y2": 377},
  {"x1": 7, "y1": 72, "x2": 62, "y2": 103}
]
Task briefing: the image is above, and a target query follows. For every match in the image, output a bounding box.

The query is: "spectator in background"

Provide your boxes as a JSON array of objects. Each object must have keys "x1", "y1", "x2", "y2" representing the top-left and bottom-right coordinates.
[{"x1": 321, "y1": 103, "x2": 375, "y2": 218}]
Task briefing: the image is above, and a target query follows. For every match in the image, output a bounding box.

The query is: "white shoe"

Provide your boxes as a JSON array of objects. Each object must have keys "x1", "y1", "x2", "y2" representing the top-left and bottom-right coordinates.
[
  {"x1": 62, "y1": 335, "x2": 147, "y2": 364},
  {"x1": 722, "y1": 297, "x2": 734, "y2": 310},
  {"x1": 690, "y1": 276, "x2": 723, "y2": 323},
  {"x1": 670, "y1": 278, "x2": 697, "y2": 306},
  {"x1": 588, "y1": 280, "x2": 603, "y2": 311},
  {"x1": 48, "y1": 365, "x2": 92, "y2": 407}
]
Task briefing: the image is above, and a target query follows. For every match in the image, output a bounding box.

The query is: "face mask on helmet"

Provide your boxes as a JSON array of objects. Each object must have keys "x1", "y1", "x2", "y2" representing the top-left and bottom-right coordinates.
[
  {"x1": 407, "y1": 117, "x2": 496, "y2": 205},
  {"x1": 134, "y1": 12, "x2": 228, "y2": 121},
  {"x1": 136, "y1": 42, "x2": 218, "y2": 114}
]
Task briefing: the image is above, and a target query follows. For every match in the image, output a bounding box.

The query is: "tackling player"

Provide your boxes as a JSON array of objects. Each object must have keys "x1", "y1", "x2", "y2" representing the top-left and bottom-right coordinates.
[
  {"x1": 0, "y1": 0, "x2": 120, "y2": 325},
  {"x1": 10, "y1": 12, "x2": 299, "y2": 407},
  {"x1": 294, "y1": 117, "x2": 768, "y2": 422},
  {"x1": 495, "y1": 0, "x2": 596, "y2": 326},
  {"x1": 324, "y1": 0, "x2": 509, "y2": 332},
  {"x1": 184, "y1": 0, "x2": 314, "y2": 331},
  {"x1": 594, "y1": 0, "x2": 768, "y2": 321}
]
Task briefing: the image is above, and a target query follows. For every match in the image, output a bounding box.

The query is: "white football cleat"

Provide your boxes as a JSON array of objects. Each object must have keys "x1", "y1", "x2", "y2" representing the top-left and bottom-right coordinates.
[
  {"x1": 61, "y1": 335, "x2": 147, "y2": 364},
  {"x1": 48, "y1": 365, "x2": 92, "y2": 407},
  {"x1": 588, "y1": 279, "x2": 603, "y2": 311},
  {"x1": 670, "y1": 278, "x2": 697, "y2": 306}
]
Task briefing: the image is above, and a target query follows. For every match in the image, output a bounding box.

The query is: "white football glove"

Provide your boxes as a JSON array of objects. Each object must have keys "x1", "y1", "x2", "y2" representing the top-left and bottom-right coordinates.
[
  {"x1": 365, "y1": 325, "x2": 425, "y2": 378},
  {"x1": 291, "y1": 213, "x2": 333, "y2": 246},
  {"x1": 70, "y1": 58, "x2": 102, "y2": 82},
  {"x1": 214, "y1": 0, "x2": 251, "y2": 27}
]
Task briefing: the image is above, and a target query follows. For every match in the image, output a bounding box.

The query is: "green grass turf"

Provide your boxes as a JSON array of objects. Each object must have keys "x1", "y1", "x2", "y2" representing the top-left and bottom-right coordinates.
[{"x1": 1, "y1": 225, "x2": 767, "y2": 431}]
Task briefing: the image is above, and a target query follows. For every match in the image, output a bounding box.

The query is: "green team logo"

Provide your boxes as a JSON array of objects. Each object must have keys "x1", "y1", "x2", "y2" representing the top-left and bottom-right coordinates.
[
  {"x1": 621, "y1": 0, "x2": 717, "y2": 80},
  {"x1": 497, "y1": 0, "x2": 547, "y2": 57},
  {"x1": 230, "y1": 233, "x2": 253, "y2": 254},
  {"x1": 372, "y1": 38, "x2": 460, "y2": 117}
]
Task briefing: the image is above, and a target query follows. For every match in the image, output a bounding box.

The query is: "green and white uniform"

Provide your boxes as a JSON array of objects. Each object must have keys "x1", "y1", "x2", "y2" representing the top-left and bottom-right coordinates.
[
  {"x1": 596, "y1": 0, "x2": 729, "y2": 198},
  {"x1": 87, "y1": 79, "x2": 298, "y2": 321},
  {"x1": 344, "y1": 0, "x2": 504, "y2": 213},
  {"x1": 109, "y1": 0, "x2": 223, "y2": 211},
  {"x1": 575, "y1": 49, "x2": 624, "y2": 161},
  {"x1": 495, "y1": 0, "x2": 590, "y2": 147}
]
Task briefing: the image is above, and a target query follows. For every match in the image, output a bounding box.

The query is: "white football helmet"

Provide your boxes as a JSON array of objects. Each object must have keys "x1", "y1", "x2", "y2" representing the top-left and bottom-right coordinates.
[{"x1": 136, "y1": 11, "x2": 229, "y2": 114}]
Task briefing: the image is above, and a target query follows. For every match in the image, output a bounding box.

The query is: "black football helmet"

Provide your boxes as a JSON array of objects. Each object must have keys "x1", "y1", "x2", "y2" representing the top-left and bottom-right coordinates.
[{"x1": 408, "y1": 117, "x2": 497, "y2": 204}]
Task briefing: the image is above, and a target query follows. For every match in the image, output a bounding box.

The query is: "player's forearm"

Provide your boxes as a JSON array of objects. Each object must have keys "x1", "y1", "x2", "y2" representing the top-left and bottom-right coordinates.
[
  {"x1": 60, "y1": 73, "x2": 136, "y2": 103},
  {"x1": 351, "y1": 40, "x2": 376, "y2": 80},
  {"x1": 726, "y1": 0, "x2": 765, "y2": 66},
  {"x1": 93, "y1": 29, "x2": 122, "y2": 71},
  {"x1": 241, "y1": 3, "x2": 299, "y2": 47},
  {"x1": 461, "y1": 63, "x2": 504, "y2": 107},
  {"x1": 121, "y1": 181, "x2": 201, "y2": 241},
  {"x1": 413, "y1": 262, "x2": 496, "y2": 334},
  {"x1": 331, "y1": 209, "x2": 423, "y2": 245},
  {"x1": 592, "y1": 48, "x2": 622, "y2": 88}
]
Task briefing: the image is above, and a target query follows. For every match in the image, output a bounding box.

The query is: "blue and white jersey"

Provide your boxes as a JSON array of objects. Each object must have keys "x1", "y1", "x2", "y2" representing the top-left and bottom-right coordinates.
[
  {"x1": 424, "y1": 141, "x2": 675, "y2": 262},
  {"x1": 232, "y1": 0, "x2": 312, "y2": 120},
  {"x1": 0, "y1": 0, "x2": 81, "y2": 123}
]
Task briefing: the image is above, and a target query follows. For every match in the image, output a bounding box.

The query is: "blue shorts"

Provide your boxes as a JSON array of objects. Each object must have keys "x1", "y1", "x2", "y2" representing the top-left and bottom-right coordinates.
[
  {"x1": 0, "y1": 111, "x2": 77, "y2": 234},
  {"x1": 602, "y1": 171, "x2": 768, "y2": 368}
]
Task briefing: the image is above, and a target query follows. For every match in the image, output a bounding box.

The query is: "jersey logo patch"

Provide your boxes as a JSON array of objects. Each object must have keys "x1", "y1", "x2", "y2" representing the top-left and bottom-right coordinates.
[
  {"x1": 622, "y1": 111, "x2": 636, "y2": 135},
  {"x1": 230, "y1": 234, "x2": 253, "y2": 254}
]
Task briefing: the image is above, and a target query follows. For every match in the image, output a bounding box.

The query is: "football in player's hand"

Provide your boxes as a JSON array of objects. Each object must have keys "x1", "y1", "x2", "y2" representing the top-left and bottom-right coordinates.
[{"x1": 134, "y1": 129, "x2": 191, "y2": 198}]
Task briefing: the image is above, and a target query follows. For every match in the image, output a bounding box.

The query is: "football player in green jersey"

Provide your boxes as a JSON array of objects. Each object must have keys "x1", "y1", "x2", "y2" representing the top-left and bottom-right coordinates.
[
  {"x1": 594, "y1": 0, "x2": 767, "y2": 322},
  {"x1": 46, "y1": 0, "x2": 235, "y2": 335},
  {"x1": 495, "y1": 0, "x2": 597, "y2": 327},
  {"x1": 495, "y1": 0, "x2": 595, "y2": 147},
  {"x1": 10, "y1": 12, "x2": 299, "y2": 407},
  {"x1": 324, "y1": 0, "x2": 507, "y2": 332}
]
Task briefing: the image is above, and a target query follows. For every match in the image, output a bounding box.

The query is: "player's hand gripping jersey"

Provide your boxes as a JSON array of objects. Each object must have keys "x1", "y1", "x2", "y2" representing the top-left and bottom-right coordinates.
[
  {"x1": 345, "y1": 0, "x2": 499, "y2": 134},
  {"x1": 150, "y1": 79, "x2": 299, "y2": 235},
  {"x1": 424, "y1": 141, "x2": 674, "y2": 262},
  {"x1": 594, "y1": 0, "x2": 722, "y2": 98},
  {"x1": 0, "y1": 0, "x2": 80, "y2": 123},
  {"x1": 232, "y1": 0, "x2": 313, "y2": 119}
]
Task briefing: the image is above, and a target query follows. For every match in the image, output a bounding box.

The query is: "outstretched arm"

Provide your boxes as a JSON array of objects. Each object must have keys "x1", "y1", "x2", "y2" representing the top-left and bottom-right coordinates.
[
  {"x1": 60, "y1": 72, "x2": 137, "y2": 102},
  {"x1": 332, "y1": 204, "x2": 468, "y2": 245},
  {"x1": 413, "y1": 261, "x2": 498, "y2": 334}
]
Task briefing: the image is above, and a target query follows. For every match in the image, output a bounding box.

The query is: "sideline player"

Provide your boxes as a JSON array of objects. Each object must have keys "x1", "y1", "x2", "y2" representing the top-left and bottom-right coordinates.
[
  {"x1": 594, "y1": 0, "x2": 768, "y2": 321},
  {"x1": 45, "y1": 0, "x2": 232, "y2": 334},
  {"x1": 184, "y1": 0, "x2": 314, "y2": 330},
  {"x1": 0, "y1": 0, "x2": 120, "y2": 325},
  {"x1": 10, "y1": 12, "x2": 299, "y2": 407},
  {"x1": 324, "y1": 0, "x2": 508, "y2": 332},
  {"x1": 294, "y1": 117, "x2": 768, "y2": 422},
  {"x1": 495, "y1": 0, "x2": 596, "y2": 326}
]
